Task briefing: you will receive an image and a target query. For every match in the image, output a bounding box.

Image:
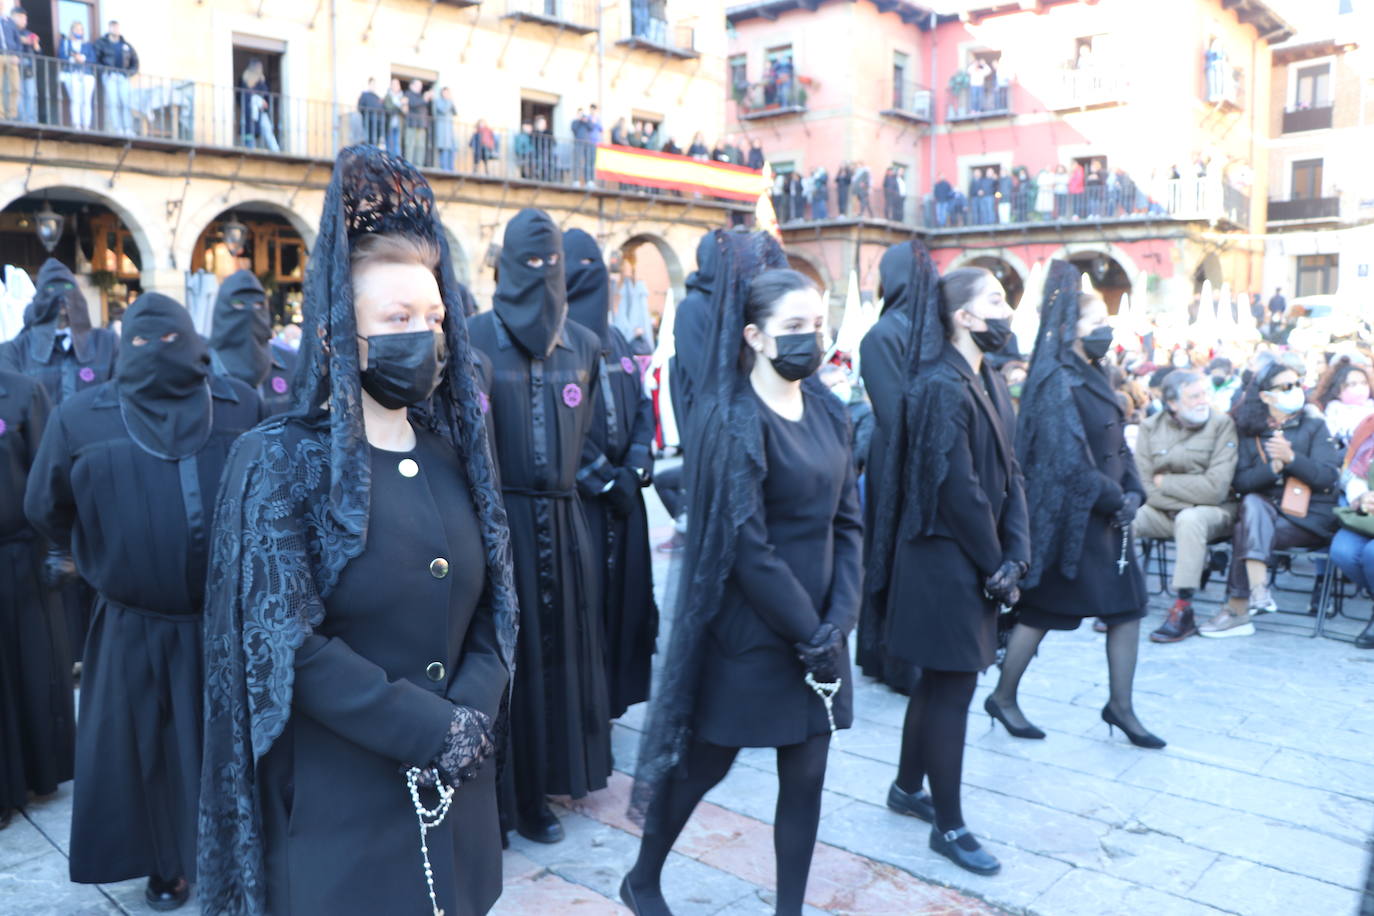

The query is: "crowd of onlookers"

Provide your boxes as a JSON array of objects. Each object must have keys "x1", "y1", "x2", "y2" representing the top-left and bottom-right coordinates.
[{"x1": 1, "y1": 9, "x2": 139, "y2": 133}]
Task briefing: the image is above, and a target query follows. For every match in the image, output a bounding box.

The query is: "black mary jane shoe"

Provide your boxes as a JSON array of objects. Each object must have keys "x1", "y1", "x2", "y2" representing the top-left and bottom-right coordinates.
[
  {"x1": 929, "y1": 826, "x2": 1001, "y2": 876},
  {"x1": 516, "y1": 804, "x2": 565, "y2": 844},
  {"x1": 886, "y1": 782, "x2": 935, "y2": 823},
  {"x1": 145, "y1": 876, "x2": 190, "y2": 912},
  {"x1": 984, "y1": 695, "x2": 1046, "y2": 740}
]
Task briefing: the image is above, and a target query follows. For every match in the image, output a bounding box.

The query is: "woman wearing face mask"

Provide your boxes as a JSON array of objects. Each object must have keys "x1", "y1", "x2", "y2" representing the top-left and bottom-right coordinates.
[
  {"x1": 985, "y1": 261, "x2": 1163, "y2": 748},
  {"x1": 869, "y1": 262, "x2": 1029, "y2": 876},
  {"x1": 1201, "y1": 356, "x2": 1341, "y2": 637},
  {"x1": 199, "y1": 147, "x2": 518, "y2": 916},
  {"x1": 1000, "y1": 359, "x2": 1027, "y2": 411},
  {"x1": 623, "y1": 244, "x2": 862, "y2": 916},
  {"x1": 1313, "y1": 357, "x2": 1374, "y2": 449}
]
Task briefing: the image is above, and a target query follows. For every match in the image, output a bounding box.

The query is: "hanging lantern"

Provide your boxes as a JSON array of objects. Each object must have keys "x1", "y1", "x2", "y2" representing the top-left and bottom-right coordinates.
[
  {"x1": 221, "y1": 215, "x2": 249, "y2": 257},
  {"x1": 34, "y1": 201, "x2": 64, "y2": 253}
]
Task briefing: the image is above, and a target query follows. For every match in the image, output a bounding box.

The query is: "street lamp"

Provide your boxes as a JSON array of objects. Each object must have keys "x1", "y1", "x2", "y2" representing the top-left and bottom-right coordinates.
[
  {"x1": 221, "y1": 215, "x2": 249, "y2": 257},
  {"x1": 34, "y1": 201, "x2": 63, "y2": 253}
]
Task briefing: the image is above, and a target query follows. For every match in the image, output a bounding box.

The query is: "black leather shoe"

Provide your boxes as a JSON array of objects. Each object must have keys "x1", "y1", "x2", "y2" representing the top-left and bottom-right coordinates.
[
  {"x1": 516, "y1": 804, "x2": 565, "y2": 844},
  {"x1": 929, "y1": 826, "x2": 1000, "y2": 876},
  {"x1": 984, "y1": 695, "x2": 1046, "y2": 740},
  {"x1": 1101, "y1": 705, "x2": 1166, "y2": 749},
  {"x1": 145, "y1": 876, "x2": 190, "y2": 912},
  {"x1": 886, "y1": 782, "x2": 935, "y2": 822},
  {"x1": 1355, "y1": 617, "x2": 1374, "y2": 650}
]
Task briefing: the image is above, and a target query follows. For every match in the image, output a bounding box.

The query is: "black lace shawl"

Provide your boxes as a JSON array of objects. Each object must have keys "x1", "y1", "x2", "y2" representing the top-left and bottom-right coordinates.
[
  {"x1": 629, "y1": 230, "x2": 798, "y2": 828},
  {"x1": 1016, "y1": 260, "x2": 1099, "y2": 589},
  {"x1": 198, "y1": 145, "x2": 518, "y2": 916},
  {"x1": 863, "y1": 240, "x2": 954, "y2": 598}
]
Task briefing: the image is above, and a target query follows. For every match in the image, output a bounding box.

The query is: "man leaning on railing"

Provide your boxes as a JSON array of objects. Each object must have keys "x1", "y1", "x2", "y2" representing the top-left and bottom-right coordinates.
[{"x1": 94, "y1": 19, "x2": 138, "y2": 135}]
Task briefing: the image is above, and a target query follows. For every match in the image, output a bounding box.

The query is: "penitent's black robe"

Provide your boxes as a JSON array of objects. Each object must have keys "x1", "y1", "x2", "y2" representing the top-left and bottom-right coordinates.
[
  {"x1": 576, "y1": 327, "x2": 658, "y2": 719},
  {"x1": 0, "y1": 371, "x2": 73, "y2": 815},
  {"x1": 467, "y1": 312, "x2": 611, "y2": 804},
  {"x1": 24, "y1": 376, "x2": 261, "y2": 884}
]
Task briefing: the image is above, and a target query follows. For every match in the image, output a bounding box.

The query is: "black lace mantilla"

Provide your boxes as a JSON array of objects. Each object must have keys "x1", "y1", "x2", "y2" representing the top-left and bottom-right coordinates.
[{"x1": 198, "y1": 145, "x2": 518, "y2": 916}]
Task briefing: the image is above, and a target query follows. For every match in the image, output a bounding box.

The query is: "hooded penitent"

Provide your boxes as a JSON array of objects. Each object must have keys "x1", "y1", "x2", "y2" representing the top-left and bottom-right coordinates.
[
  {"x1": 670, "y1": 230, "x2": 725, "y2": 430},
  {"x1": 198, "y1": 145, "x2": 518, "y2": 916},
  {"x1": 209, "y1": 270, "x2": 273, "y2": 388},
  {"x1": 24, "y1": 258, "x2": 94, "y2": 361},
  {"x1": 115, "y1": 293, "x2": 213, "y2": 460},
  {"x1": 493, "y1": 208, "x2": 567, "y2": 358},
  {"x1": 563, "y1": 228, "x2": 610, "y2": 343}
]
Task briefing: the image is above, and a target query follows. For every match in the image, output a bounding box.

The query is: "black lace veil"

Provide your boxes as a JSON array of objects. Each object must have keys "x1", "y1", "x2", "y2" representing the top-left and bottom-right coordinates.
[{"x1": 198, "y1": 145, "x2": 518, "y2": 915}]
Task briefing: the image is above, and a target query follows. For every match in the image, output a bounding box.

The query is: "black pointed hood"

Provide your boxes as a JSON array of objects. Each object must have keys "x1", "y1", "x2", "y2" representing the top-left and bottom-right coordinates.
[
  {"x1": 209, "y1": 269, "x2": 273, "y2": 388},
  {"x1": 684, "y1": 230, "x2": 720, "y2": 299},
  {"x1": 493, "y1": 208, "x2": 567, "y2": 358},
  {"x1": 563, "y1": 227, "x2": 610, "y2": 343},
  {"x1": 115, "y1": 292, "x2": 212, "y2": 459},
  {"x1": 25, "y1": 258, "x2": 94, "y2": 362}
]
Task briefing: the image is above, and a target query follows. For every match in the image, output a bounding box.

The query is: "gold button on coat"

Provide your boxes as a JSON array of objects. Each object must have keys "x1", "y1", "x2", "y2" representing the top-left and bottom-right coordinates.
[
  {"x1": 426, "y1": 662, "x2": 446, "y2": 682},
  {"x1": 430, "y1": 557, "x2": 450, "y2": 579}
]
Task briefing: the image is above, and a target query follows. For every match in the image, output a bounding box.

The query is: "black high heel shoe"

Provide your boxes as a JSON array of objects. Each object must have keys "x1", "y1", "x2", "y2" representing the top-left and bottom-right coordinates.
[
  {"x1": 619, "y1": 875, "x2": 672, "y2": 916},
  {"x1": 1101, "y1": 705, "x2": 1166, "y2": 749},
  {"x1": 984, "y1": 695, "x2": 1045, "y2": 740}
]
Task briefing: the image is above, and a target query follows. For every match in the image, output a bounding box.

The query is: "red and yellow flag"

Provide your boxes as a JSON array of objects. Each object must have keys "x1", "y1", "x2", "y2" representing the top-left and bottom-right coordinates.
[{"x1": 595, "y1": 144, "x2": 764, "y2": 202}]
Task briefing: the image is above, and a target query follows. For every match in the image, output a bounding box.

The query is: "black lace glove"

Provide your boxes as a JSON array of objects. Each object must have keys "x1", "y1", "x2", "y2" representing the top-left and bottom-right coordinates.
[
  {"x1": 793, "y1": 622, "x2": 843, "y2": 684},
  {"x1": 412, "y1": 706, "x2": 495, "y2": 789},
  {"x1": 1115, "y1": 491, "x2": 1143, "y2": 530},
  {"x1": 605, "y1": 467, "x2": 639, "y2": 515},
  {"x1": 41, "y1": 549, "x2": 77, "y2": 589},
  {"x1": 984, "y1": 560, "x2": 1026, "y2": 607}
]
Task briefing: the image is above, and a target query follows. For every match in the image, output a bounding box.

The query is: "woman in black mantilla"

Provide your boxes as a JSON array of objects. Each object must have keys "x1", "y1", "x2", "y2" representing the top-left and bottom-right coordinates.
[
  {"x1": 564, "y1": 227, "x2": 659, "y2": 719},
  {"x1": 867, "y1": 254, "x2": 1029, "y2": 877},
  {"x1": 985, "y1": 261, "x2": 1164, "y2": 749},
  {"x1": 198, "y1": 146, "x2": 519, "y2": 916},
  {"x1": 623, "y1": 237, "x2": 863, "y2": 916}
]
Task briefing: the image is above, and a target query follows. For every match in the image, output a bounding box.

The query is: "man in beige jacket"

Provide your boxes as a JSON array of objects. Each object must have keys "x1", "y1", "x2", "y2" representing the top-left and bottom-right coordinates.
[{"x1": 1133, "y1": 369, "x2": 1239, "y2": 641}]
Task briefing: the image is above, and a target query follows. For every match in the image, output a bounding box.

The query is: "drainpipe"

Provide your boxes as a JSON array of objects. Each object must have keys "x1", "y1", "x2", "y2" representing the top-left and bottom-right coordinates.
[
  {"x1": 928, "y1": 11, "x2": 937, "y2": 198},
  {"x1": 330, "y1": 0, "x2": 339, "y2": 153}
]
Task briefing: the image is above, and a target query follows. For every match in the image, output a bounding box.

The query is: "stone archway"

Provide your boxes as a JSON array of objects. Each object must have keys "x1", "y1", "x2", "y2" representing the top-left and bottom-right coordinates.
[
  {"x1": 950, "y1": 254, "x2": 1027, "y2": 307},
  {"x1": 0, "y1": 175, "x2": 164, "y2": 276},
  {"x1": 176, "y1": 192, "x2": 317, "y2": 275},
  {"x1": 1045, "y1": 243, "x2": 1141, "y2": 314}
]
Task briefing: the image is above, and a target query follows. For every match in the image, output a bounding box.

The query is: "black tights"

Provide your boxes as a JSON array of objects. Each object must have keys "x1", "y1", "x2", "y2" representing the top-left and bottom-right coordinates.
[
  {"x1": 628, "y1": 733, "x2": 831, "y2": 916},
  {"x1": 894, "y1": 670, "x2": 978, "y2": 833}
]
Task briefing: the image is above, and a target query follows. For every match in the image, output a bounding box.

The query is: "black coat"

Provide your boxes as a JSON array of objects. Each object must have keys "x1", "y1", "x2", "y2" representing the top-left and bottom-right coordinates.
[
  {"x1": 1018, "y1": 367, "x2": 1147, "y2": 619},
  {"x1": 0, "y1": 326, "x2": 118, "y2": 407},
  {"x1": 24, "y1": 376, "x2": 260, "y2": 884},
  {"x1": 695, "y1": 386, "x2": 863, "y2": 747},
  {"x1": 885, "y1": 349, "x2": 1030, "y2": 671},
  {"x1": 0, "y1": 371, "x2": 74, "y2": 813},
  {"x1": 1232, "y1": 406, "x2": 1341, "y2": 538}
]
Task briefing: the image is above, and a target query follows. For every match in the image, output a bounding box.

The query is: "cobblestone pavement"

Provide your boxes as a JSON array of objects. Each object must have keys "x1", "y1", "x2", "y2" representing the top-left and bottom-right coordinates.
[{"x1": 3, "y1": 467, "x2": 1373, "y2": 914}]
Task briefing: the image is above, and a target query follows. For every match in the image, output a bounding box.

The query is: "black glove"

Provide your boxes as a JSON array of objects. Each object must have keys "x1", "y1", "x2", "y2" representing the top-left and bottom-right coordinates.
[
  {"x1": 414, "y1": 705, "x2": 495, "y2": 789},
  {"x1": 42, "y1": 549, "x2": 77, "y2": 589},
  {"x1": 605, "y1": 467, "x2": 639, "y2": 515},
  {"x1": 1115, "y1": 490, "x2": 1143, "y2": 530},
  {"x1": 632, "y1": 466, "x2": 653, "y2": 488},
  {"x1": 793, "y1": 622, "x2": 844, "y2": 684},
  {"x1": 984, "y1": 559, "x2": 1026, "y2": 607}
]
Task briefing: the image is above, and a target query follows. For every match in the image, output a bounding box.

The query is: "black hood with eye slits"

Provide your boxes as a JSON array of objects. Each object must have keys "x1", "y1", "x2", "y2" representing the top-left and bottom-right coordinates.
[
  {"x1": 115, "y1": 292, "x2": 212, "y2": 459},
  {"x1": 493, "y1": 208, "x2": 567, "y2": 357},
  {"x1": 24, "y1": 258, "x2": 95, "y2": 361},
  {"x1": 563, "y1": 228, "x2": 610, "y2": 343},
  {"x1": 209, "y1": 270, "x2": 273, "y2": 387}
]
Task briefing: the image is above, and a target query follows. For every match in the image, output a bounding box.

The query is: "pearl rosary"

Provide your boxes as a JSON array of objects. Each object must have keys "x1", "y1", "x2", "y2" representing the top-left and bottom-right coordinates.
[
  {"x1": 804, "y1": 672, "x2": 842, "y2": 736},
  {"x1": 405, "y1": 766, "x2": 455, "y2": 916}
]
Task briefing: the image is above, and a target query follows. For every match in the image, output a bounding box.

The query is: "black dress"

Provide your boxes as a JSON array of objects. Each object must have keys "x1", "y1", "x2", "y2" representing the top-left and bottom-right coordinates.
[
  {"x1": 23, "y1": 376, "x2": 260, "y2": 884},
  {"x1": 0, "y1": 371, "x2": 74, "y2": 815},
  {"x1": 577, "y1": 327, "x2": 658, "y2": 719},
  {"x1": 1017, "y1": 362, "x2": 1147, "y2": 630},
  {"x1": 695, "y1": 387, "x2": 863, "y2": 748},
  {"x1": 884, "y1": 349, "x2": 1030, "y2": 671},
  {"x1": 467, "y1": 312, "x2": 611, "y2": 801},
  {"x1": 257, "y1": 424, "x2": 507, "y2": 916}
]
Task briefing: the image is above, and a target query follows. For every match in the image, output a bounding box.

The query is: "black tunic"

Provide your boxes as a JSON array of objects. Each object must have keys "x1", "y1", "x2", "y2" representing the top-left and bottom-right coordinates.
[
  {"x1": 576, "y1": 327, "x2": 658, "y2": 719},
  {"x1": 1017, "y1": 362, "x2": 1147, "y2": 628},
  {"x1": 257, "y1": 424, "x2": 506, "y2": 916},
  {"x1": 23, "y1": 376, "x2": 260, "y2": 883},
  {"x1": 467, "y1": 312, "x2": 611, "y2": 800},
  {"x1": 211, "y1": 343, "x2": 298, "y2": 417},
  {"x1": 695, "y1": 387, "x2": 863, "y2": 748},
  {"x1": 884, "y1": 349, "x2": 1030, "y2": 671},
  {"x1": 0, "y1": 371, "x2": 74, "y2": 814}
]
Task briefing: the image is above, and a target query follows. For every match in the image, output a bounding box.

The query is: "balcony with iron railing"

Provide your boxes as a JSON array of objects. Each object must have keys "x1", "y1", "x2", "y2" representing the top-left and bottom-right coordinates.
[
  {"x1": 945, "y1": 82, "x2": 1013, "y2": 122},
  {"x1": 1267, "y1": 195, "x2": 1340, "y2": 222},
  {"x1": 735, "y1": 72, "x2": 810, "y2": 121},
  {"x1": 617, "y1": 15, "x2": 698, "y2": 58},
  {"x1": 1205, "y1": 61, "x2": 1244, "y2": 110},
  {"x1": 1046, "y1": 65, "x2": 1129, "y2": 111},
  {"x1": 880, "y1": 80, "x2": 932, "y2": 124},
  {"x1": 501, "y1": 0, "x2": 599, "y2": 33},
  {"x1": 1282, "y1": 102, "x2": 1334, "y2": 133}
]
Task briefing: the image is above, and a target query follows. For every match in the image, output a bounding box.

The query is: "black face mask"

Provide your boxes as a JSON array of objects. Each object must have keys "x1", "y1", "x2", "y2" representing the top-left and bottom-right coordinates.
[
  {"x1": 358, "y1": 330, "x2": 447, "y2": 410},
  {"x1": 1081, "y1": 326, "x2": 1114, "y2": 361},
  {"x1": 970, "y1": 316, "x2": 1013, "y2": 354},
  {"x1": 768, "y1": 331, "x2": 824, "y2": 382}
]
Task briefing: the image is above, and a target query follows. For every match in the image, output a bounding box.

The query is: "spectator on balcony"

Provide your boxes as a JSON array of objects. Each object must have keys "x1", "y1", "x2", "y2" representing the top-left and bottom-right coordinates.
[
  {"x1": 853, "y1": 161, "x2": 873, "y2": 218},
  {"x1": 686, "y1": 131, "x2": 707, "y2": 160},
  {"x1": 1050, "y1": 164, "x2": 1068, "y2": 219},
  {"x1": 774, "y1": 55, "x2": 795, "y2": 108},
  {"x1": 810, "y1": 165, "x2": 829, "y2": 220},
  {"x1": 469, "y1": 119, "x2": 497, "y2": 173},
  {"x1": 402, "y1": 79, "x2": 430, "y2": 166},
  {"x1": 59, "y1": 20, "x2": 96, "y2": 131},
  {"x1": 356, "y1": 78, "x2": 384, "y2": 147},
  {"x1": 432, "y1": 86, "x2": 456, "y2": 171},
  {"x1": 966, "y1": 57, "x2": 990, "y2": 114},
  {"x1": 610, "y1": 116, "x2": 628, "y2": 146},
  {"x1": 1033, "y1": 166, "x2": 1053, "y2": 219},
  {"x1": 1267, "y1": 287, "x2": 1286, "y2": 321},
  {"x1": 532, "y1": 114, "x2": 554, "y2": 180},
  {"x1": 1068, "y1": 160, "x2": 1085, "y2": 219},
  {"x1": 1205, "y1": 37, "x2": 1226, "y2": 102},
  {"x1": 6, "y1": 7, "x2": 35, "y2": 123},
  {"x1": 94, "y1": 20, "x2": 137, "y2": 135},
  {"x1": 239, "y1": 58, "x2": 279, "y2": 152},
  {"x1": 835, "y1": 161, "x2": 852, "y2": 216},
  {"x1": 382, "y1": 78, "x2": 403, "y2": 156},
  {"x1": 787, "y1": 170, "x2": 807, "y2": 222},
  {"x1": 571, "y1": 106, "x2": 595, "y2": 184},
  {"x1": 1084, "y1": 160, "x2": 1105, "y2": 217},
  {"x1": 747, "y1": 138, "x2": 765, "y2": 171},
  {"x1": 997, "y1": 167, "x2": 1014, "y2": 224},
  {"x1": 969, "y1": 167, "x2": 994, "y2": 225},
  {"x1": 881, "y1": 166, "x2": 898, "y2": 221},
  {"x1": 660, "y1": 135, "x2": 681, "y2": 156},
  {"x1": 0, "y1": 6, "x2": 21, "y2": 121},
  {"x1": 933, "y1": 173, "x2": 953, "y2": 227},
  {"x1": 1011, "y1": 166, "x2": 1032, "y2": 222},
  {"x1": 710, "y1": 137, "x2": 728, "y2": 162},
  {"x1": 513, "y1": 121, "x2": 534, "y2": 178},
  {"x1": 771, "y1": 169, "x2": 786, "y2": 220}
]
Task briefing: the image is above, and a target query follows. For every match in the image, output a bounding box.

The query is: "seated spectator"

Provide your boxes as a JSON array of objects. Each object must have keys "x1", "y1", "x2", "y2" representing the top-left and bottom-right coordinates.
[
  {"x1": 1201, "y1": 357, "x2": 1341, "y2": 638},
  {"x1": 1001, "y1": 359, "x2": 1028, "y2": 411},
  {"x1": 1206, "y1": 357, "x2": 1241, "y2": 412},
  {"x1": 1132, "y1": 370, "x2": 1239, "y2": 642},
  {"x1": 818, "y1": 363, "x2": 872, "y2": 477},
  {"x1": 1314, "y1": 356, "x2": 1374, "y2": 449},
  {"x1": 1329, "y1": 415, "x2": 1374, "y2": 648}
]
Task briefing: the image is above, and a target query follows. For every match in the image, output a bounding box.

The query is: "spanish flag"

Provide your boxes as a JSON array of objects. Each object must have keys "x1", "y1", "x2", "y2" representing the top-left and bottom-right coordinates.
[{"x1": 595, "y1": 144, "x2": 765, "y2": 202}]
